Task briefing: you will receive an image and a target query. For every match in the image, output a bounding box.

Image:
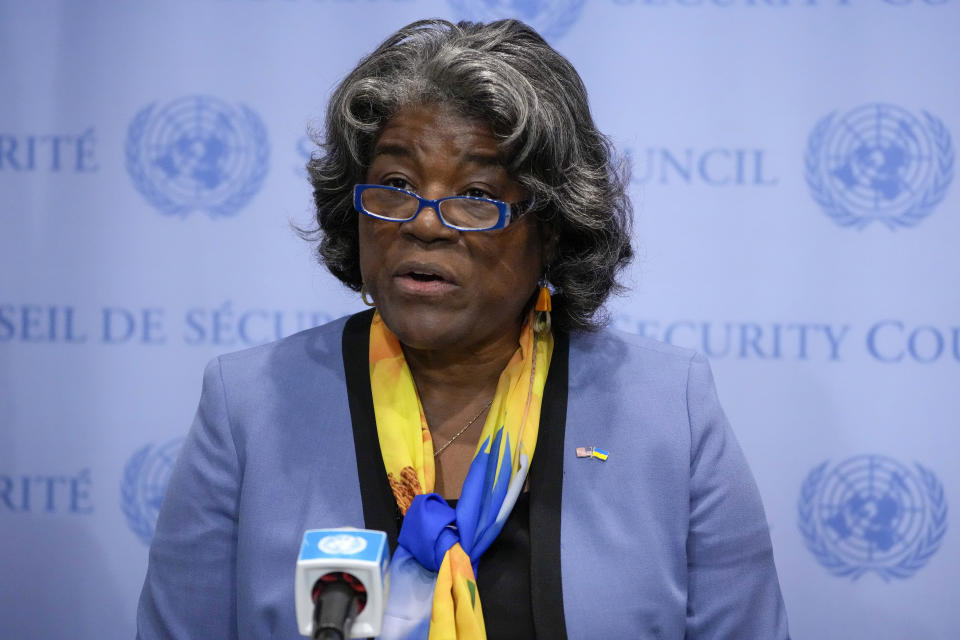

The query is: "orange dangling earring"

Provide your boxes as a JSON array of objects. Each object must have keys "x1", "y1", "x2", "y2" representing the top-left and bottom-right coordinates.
[{"x1": 534, "y1": 280, "x2": 552, "y2": 334}]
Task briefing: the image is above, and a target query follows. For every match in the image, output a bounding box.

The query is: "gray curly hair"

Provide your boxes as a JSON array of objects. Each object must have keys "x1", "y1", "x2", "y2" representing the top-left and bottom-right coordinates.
[{"x1": 305, "y1": 18, "x2": 633, "y2": 332}]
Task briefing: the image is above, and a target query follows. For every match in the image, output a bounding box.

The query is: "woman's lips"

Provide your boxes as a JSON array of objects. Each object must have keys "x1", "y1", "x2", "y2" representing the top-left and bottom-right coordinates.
[
  {"x1": 393, "y1": 272, "x2": 457, "y2": 295},
  {"x1": 392, "y1": 261, "x2": 458, "y2": 295}
]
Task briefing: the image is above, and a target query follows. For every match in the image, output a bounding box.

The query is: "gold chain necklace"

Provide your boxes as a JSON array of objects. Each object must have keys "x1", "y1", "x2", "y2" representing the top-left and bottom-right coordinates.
[{"x1": 432, "y1": 399, "x2": 494, "y2": 458}]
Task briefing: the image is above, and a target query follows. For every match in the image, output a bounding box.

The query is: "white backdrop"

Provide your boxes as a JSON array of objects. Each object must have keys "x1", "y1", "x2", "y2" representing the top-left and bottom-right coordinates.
[{"x1": 1, "y1": 1, "x2": 958, "y2": 638}]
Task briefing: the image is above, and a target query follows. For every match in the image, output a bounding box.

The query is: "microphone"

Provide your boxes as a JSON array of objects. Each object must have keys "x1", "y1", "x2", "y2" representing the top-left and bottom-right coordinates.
[{"x1": 295, "y1": 529, "x2": 390, "y2": 639}]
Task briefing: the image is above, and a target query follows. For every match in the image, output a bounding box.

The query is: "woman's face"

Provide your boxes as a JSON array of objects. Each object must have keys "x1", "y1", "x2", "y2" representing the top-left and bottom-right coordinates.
[{"x1": 359, "y1": 103, "x2": 546, "y2": 353}]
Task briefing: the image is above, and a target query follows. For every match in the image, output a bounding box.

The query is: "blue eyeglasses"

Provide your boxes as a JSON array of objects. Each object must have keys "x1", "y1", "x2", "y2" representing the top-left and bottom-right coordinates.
[{"x1": 353, "y1": 184, "x2": 528, "y2": 231}]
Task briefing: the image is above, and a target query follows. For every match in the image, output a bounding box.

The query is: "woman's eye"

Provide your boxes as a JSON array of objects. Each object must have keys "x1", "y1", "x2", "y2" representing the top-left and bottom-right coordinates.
[
  {"x1": 384, "y1": 177, "x2": 412, "y2": 191},
  {"x1": 464, "y1": 187, "x2": 494, "y2": 200}
]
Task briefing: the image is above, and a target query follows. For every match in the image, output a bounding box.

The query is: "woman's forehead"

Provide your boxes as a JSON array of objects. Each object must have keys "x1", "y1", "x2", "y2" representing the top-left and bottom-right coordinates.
[{"x1": 373, "y1": 104, "x2": 503, "y2": 163}]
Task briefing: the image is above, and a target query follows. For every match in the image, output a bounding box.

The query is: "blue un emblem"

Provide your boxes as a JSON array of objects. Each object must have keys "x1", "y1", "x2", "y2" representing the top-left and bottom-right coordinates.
[
  {"x1": 447, "y1": 0, "x2": 585, "y2": 40},
  {"x1": 121, "y1": 438, "x2": 185, "y2": 545},
  {"x1": 805, "y1": 104, "x2": 953, "y2": 229},
  {"x1": 125, "y1": 95, "x2": 269, "y2": 217},
  {"x1": 798, "y1": 455, "x2": 947, "y2": 580}
]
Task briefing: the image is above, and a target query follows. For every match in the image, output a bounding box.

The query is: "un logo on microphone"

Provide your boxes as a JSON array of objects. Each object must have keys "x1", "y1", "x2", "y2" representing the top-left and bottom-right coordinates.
[
  {"x1": 121, "y1": 438, "x2": 185, "y2": 545},
  {"x1": 448, "y1": 0, "x2": 585, "y2": 39},
  {"x1": 318, "y1": 534, "x2": 369, "y2": 556},
  {"x1": 798, "y1": 455, "x2": 947, "y2": 580},
  {"x1": 126, "y1": 95, "x2": 270, "y2": 217},
  {"x1": 805, "y1": 104, "x2": 953, "y2": 229}
]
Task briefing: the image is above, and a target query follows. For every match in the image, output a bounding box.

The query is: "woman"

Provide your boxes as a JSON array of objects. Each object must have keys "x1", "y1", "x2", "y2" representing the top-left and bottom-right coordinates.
[{"x1": 138, "y1": 19, "x2": 789, "y2": 639}]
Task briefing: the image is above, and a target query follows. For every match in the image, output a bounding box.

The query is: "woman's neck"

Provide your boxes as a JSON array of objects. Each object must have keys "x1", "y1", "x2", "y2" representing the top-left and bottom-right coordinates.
[
  {"x1": 400, "y1": 327, "x2": 522, "y2": 498},
  {"x1": 401, "y1": 322, "x2": 520, "y2": 413}
]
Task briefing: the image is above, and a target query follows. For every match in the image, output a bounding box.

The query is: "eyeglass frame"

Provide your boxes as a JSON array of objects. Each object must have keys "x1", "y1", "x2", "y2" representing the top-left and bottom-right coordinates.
[{"x1": 353, "y1": 184, "x2": 529, "y2": 232}]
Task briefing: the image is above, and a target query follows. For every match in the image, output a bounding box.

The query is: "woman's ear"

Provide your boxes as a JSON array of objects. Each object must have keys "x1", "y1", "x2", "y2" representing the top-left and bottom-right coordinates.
[{"x1": 540, "y1": 222, "x2": 559, "y2": 273}]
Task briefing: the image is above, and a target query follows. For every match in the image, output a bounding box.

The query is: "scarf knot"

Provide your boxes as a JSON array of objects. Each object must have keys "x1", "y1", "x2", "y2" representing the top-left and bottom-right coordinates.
[{"x1": 398, "y1": 493, "x2": 460, "y2": 571}]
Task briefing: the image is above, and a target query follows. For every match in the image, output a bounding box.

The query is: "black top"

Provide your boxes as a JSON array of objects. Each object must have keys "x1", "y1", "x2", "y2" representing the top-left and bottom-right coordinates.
[
  {"x1": 448, "y1": 493, "x2": 533, "y2": 639},
  {"x1": 341, "y1": 310, "x2": 569, "y2": 639}
]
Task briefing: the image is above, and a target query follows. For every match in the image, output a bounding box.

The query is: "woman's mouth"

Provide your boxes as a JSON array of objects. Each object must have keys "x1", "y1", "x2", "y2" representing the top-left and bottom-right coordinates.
[
  {"x1": 407, "y1": 271, "x2": 444, "y2": 282},
  {"x1": 393, "y1": 265, "x2": 457, "y2": 295}
]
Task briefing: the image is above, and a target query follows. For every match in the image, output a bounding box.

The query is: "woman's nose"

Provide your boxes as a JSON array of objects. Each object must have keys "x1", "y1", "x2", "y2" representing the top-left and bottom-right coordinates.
[{"x1": 400, "y1": 201, "x2": 458, "y2": 242}]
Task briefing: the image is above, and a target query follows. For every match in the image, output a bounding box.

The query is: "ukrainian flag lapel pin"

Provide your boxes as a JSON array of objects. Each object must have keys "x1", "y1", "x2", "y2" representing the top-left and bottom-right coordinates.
[{"x1": 575, "y1": 446, "x2": 609, "y2": 462}]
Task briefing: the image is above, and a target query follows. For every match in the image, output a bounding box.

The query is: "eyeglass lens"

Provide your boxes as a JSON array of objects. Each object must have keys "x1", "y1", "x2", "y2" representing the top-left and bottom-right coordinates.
[{"x1": 360, "y1": 188, "x2": 500, "y2": 229}]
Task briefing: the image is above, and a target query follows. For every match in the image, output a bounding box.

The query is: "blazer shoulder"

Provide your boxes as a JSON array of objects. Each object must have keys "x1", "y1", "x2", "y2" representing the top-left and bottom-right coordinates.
[
  {"x1": 569, "y1": 325, "x2": 701, "y2": 374},
  {"x1": 214, "y1": 313, "x2": 351, "y2": 371}
]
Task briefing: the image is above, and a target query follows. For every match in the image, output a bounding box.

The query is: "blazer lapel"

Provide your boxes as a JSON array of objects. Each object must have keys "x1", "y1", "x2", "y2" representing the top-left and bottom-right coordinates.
[
  {"x1": 342, "y1": 309, "x2": 402, "y2": 551},
  {"x1": 530, "y1": 329, "x2": 570, "y2": 639}
]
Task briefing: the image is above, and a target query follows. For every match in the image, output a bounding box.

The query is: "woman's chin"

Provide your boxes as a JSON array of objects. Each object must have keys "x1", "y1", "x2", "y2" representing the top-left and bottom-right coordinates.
[
  {"x1": 384, "y1": 315, "x2": 466, "y2": 352},
  {"x1": 378, "y1": 307, "x2": 497, "y2": 354}
]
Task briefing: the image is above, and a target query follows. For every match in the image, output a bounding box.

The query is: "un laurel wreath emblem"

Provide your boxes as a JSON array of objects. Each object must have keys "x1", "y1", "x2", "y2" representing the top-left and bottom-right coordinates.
[
  {"x1": 798, "y1": 454, "x2": 947, "y2": 580},
  {"x1": 805, "y1": 103, "x2": 954, "y2": 230},
  {"x1": 121, "y1": 438, "x2": 185, "y2": 545},
  {"x1": 126, "y1": 95, "x2": 270, "y2": 218},
  {"x1": 448, "y1": 0, "x2": 585, "y2": 39}
]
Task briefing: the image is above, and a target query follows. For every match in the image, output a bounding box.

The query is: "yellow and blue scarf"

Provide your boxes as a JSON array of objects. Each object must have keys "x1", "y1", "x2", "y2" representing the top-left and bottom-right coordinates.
[{"x1": 370, "y1": 310, "x2": 552, "y2": 640}]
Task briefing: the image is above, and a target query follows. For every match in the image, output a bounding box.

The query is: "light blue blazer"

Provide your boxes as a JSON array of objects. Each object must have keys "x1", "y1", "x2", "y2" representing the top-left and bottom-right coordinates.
[{"x1": 137, "y1": 313, "x2": 788, "y2": 639}]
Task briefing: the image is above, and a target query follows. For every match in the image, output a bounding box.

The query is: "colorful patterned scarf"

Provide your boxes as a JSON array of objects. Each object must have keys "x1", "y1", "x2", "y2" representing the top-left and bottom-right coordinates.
[{"x1": 369, "y1": 310, "x2": 553, "y2": 640}]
